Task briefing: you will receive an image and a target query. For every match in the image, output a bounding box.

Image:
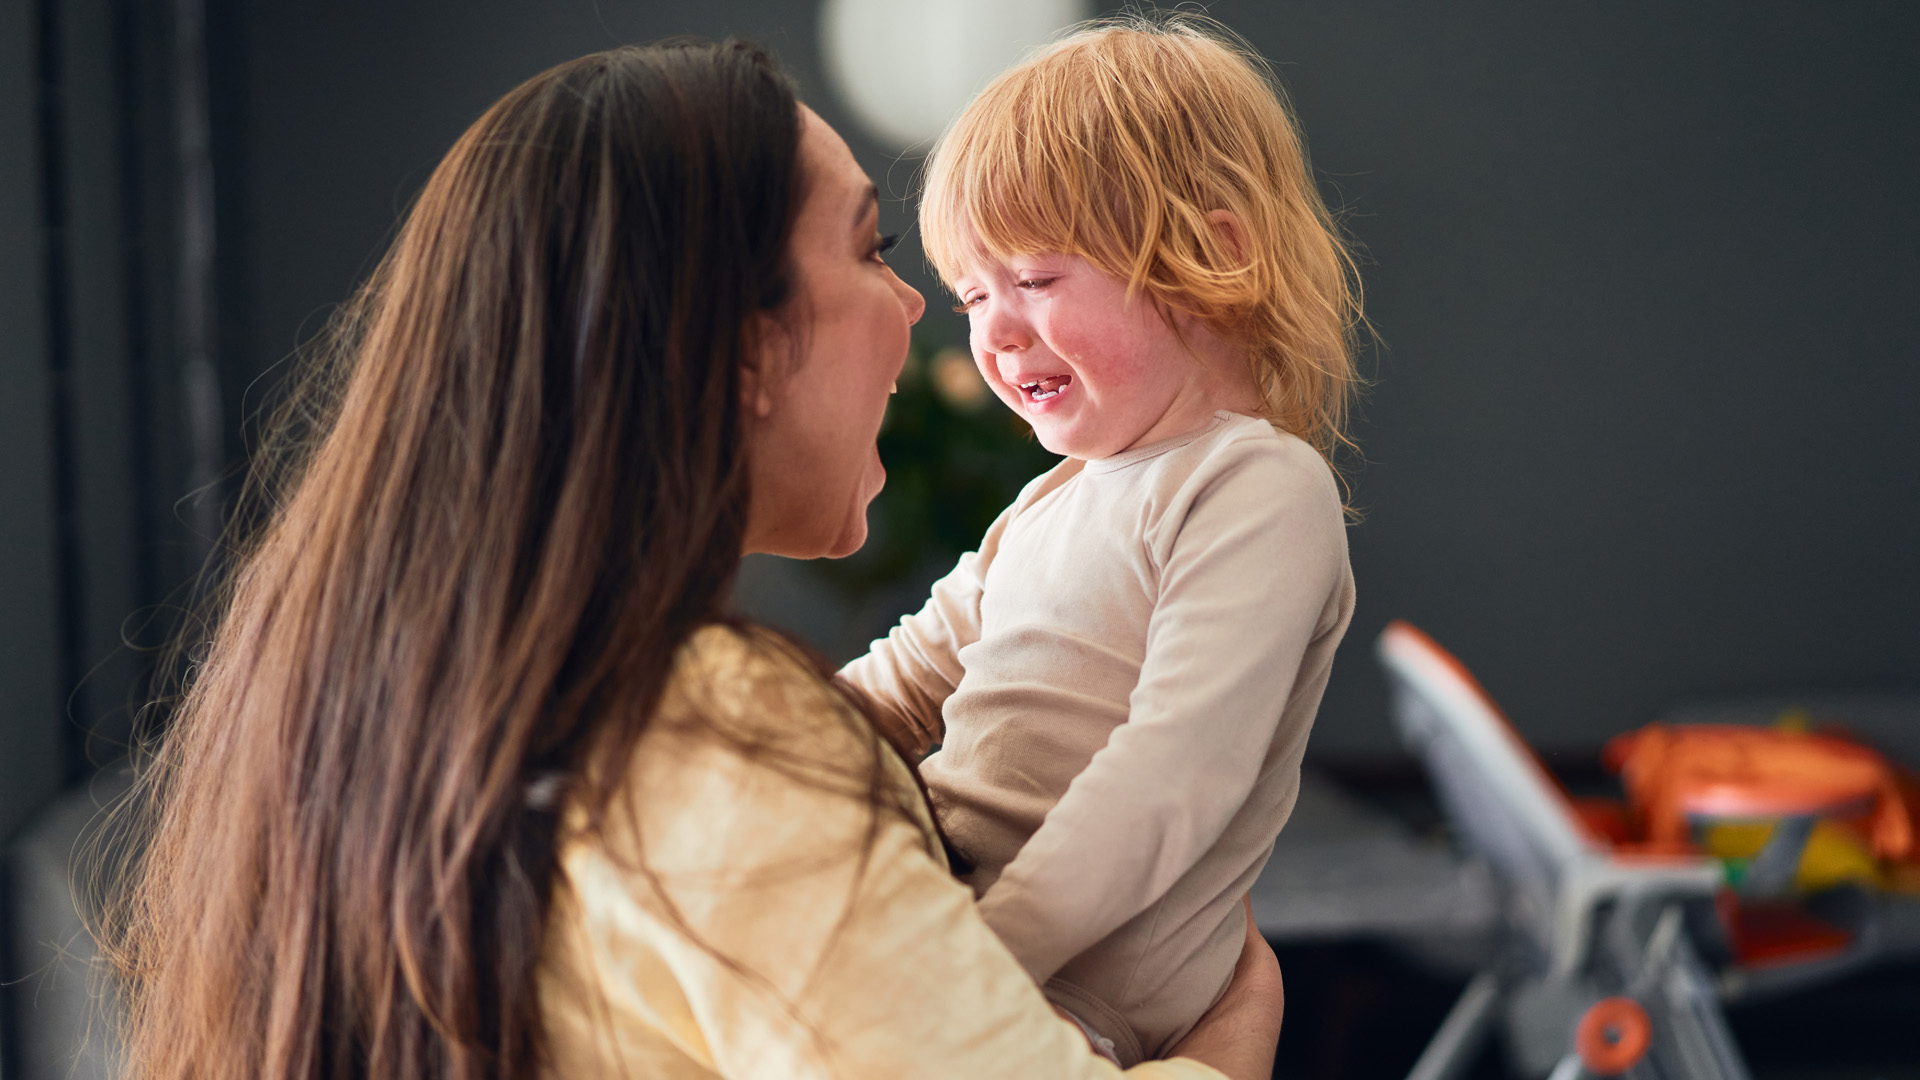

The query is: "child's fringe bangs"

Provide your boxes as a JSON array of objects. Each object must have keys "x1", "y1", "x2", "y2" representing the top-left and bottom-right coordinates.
[{"x1": 920, "y1": 76, "x2": 1080, "y2": 288}]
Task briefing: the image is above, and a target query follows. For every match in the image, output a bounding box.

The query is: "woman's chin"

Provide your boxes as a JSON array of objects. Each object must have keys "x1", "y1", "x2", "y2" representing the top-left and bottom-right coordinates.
[
  {"x1": 826, "y1": 452, "x2": 884, "y2": 557},
  {"x1": 824, "y1": 517, "x2": 869, "y2": 559}
]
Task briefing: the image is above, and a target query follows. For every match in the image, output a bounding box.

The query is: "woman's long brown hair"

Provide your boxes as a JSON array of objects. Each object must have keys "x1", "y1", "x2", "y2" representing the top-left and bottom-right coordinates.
[{"x1": 102, "y1": 41, "x2": 824, "y2": 1078}]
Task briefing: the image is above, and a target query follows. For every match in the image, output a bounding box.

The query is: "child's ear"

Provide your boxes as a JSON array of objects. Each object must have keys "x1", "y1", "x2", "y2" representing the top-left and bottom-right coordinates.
[{"x1": 1206, "y1": 209, "x2": 1249, "y2": 266}]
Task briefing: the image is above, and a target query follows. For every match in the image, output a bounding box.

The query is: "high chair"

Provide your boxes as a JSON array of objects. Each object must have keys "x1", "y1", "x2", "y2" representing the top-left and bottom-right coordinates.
[{"x1": 1379, "y1": 621, "x2": 1750, "y2": 1080}]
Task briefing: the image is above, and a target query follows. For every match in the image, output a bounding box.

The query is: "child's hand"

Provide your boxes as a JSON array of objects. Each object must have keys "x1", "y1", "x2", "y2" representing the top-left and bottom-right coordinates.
[{"x1": 1167, "y1": 896, "x2": 1283, "y2": 1080}]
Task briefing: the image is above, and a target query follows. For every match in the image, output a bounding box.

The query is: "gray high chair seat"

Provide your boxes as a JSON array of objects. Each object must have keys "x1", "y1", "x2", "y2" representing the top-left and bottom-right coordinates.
[{"x1": 1378, "y1": 620, "x2": 1750, "y2": 1080}]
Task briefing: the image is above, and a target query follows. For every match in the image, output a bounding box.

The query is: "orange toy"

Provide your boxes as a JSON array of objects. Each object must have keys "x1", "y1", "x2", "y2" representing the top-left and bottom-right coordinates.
[{"x1": 1604, "y1": 724, "x2": 1914, "y2": 863}]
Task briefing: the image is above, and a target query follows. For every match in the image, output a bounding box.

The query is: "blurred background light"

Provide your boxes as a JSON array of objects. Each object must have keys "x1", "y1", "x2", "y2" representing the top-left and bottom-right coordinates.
[
  {"x1": 931, "y1": 347, "x2": 991, "y2": 411},
  {"x1": 819, "y1": 0, "x2": 1092, "y2": 151}
]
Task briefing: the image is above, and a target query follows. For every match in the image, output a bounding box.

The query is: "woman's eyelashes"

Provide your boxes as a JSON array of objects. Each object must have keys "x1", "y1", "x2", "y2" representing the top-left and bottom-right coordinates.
[{"x1": 871, "y1": 233, "x2": 900, "y2": 260}]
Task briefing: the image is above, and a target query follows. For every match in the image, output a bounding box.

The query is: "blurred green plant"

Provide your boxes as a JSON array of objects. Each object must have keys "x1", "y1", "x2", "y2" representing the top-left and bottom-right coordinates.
[{"x1": 808, "y1": 332, "x2": 1058, "y2": 597}]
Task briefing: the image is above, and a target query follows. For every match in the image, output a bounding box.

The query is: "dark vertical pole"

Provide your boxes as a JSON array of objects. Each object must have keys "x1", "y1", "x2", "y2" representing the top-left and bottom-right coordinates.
[
  {"x1": 114, "y1": 0, "x2": 160, "y2": 642},
  {"x1": 33, "y1": 0, "x2": 91, "y2": 784},
  {"x1": 175, "y1": 0, "x2": 225, "y2": 563}
]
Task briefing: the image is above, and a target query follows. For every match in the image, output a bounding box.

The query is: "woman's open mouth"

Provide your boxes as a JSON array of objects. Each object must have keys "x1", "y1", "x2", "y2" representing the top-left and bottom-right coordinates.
[{"x1": 1017, "y1": 375, "x2": 1073, "y2": 402}]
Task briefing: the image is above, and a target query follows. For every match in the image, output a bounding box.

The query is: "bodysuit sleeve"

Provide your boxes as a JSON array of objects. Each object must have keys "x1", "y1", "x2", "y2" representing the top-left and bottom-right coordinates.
[
  {"x1": 974, "y1": 447, "x2": 1350, "y2": 985},
  {"x1": 837, "y1": 502, "x2": 1011, "y2": 759}
]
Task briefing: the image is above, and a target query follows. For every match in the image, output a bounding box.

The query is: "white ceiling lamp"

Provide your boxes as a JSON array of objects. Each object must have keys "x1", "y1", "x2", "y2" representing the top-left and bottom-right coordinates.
[{"x1": 820, "y1": 0, "x2": 1093, "y2": 154}]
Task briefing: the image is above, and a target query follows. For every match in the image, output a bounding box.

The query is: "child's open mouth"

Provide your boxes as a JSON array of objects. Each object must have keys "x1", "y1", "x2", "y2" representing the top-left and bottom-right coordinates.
[{"x1": 1017, "y1": 375, "x2": 1073, "y2": 402}]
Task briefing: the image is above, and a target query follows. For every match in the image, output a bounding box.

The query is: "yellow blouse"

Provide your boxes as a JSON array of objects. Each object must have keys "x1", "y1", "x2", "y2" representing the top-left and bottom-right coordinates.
[{"x1": 537, "y1": 625, "x2": 1225, "y2": 1078}]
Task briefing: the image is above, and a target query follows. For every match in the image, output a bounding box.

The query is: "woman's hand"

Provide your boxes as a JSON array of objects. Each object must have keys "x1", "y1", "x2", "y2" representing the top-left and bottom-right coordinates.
[{"x1": 1167, "y1": 896, "x2": 1283, "y2": 1080}]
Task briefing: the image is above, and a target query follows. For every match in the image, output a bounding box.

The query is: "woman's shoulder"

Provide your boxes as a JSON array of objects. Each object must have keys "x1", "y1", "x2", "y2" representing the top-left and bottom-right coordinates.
[
  {"x1": 675, "y1": 620, "x2": 812, "y2": 682},
  {"x1": 667, "y1": 624, "x2": 845, "y2": 723},
  {"x1": 652, "y1": 623, "x2": 886, "y2": 775},
  {"x1": 669, "y1": 622, "x2": 830, "y2": 717},
  {"x1": 568, "y1": 622, "x2": 933, "y2": 873}
]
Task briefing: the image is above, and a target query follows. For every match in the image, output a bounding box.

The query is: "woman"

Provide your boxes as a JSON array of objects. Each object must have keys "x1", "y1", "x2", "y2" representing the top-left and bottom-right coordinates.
[{"x1": 107, "y1": 40, "x2": 1281, "y2": 1078}]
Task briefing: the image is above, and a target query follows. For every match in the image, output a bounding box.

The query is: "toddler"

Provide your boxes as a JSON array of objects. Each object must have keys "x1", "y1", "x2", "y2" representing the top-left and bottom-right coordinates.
[{"x1": 842, "y1": 16, "x2": 1361, "y2": 1066}]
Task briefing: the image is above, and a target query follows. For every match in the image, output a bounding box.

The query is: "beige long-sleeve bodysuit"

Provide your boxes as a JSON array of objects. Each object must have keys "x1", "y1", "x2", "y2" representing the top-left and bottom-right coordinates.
[{"x1": 842, "y1": 411, "x2": 1356, "y2": 1066}]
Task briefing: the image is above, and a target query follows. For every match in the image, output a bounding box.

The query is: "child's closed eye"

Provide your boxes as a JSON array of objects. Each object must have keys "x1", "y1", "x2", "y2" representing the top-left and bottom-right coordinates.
[{"x1": 951, "y1": 279, "x2": 1051, "y2": 313}]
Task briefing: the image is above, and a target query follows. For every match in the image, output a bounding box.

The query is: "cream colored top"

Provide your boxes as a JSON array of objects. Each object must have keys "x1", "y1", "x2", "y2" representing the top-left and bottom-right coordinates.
[
  {"x1": 843, "y1": 413, "x2": 1354, "y2": 1061},
  {"x1": 537, "y1": 625, "x2": 1223, "y2": 1079}
]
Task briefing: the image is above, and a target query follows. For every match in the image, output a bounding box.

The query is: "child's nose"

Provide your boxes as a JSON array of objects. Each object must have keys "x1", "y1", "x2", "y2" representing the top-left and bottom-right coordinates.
[{"x1": 982, "y1": 305, "x2": 1030, "y2": 354}]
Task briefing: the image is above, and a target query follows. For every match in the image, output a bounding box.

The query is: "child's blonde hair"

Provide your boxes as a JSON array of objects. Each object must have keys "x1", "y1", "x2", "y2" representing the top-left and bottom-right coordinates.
[{"x1": 921, "y1": 13, "x2": 1364, "y2": 468}]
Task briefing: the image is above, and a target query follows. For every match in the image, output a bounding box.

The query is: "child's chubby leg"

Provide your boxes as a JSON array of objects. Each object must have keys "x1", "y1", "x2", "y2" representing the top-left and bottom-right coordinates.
[{"x1": 1051, "y1": 1001, "x2": 1124, "y2": 1066}]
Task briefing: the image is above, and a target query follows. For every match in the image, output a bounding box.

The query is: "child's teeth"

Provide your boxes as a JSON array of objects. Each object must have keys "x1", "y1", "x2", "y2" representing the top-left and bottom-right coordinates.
[{"x1": 1016, "y1": 376, "x2": 1068, "y2": 402}]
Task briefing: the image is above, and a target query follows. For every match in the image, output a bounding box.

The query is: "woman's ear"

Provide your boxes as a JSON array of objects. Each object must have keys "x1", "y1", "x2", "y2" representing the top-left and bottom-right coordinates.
[
  {"x1": 1206, "y1": 209, "x2": 1248, "y2": 266},
  {"x1": 743, "y1": 371, "x2": 775, "y2": 420},
  {"x1": 740, "y1": 314, "x2": 779, "y2": 420}
]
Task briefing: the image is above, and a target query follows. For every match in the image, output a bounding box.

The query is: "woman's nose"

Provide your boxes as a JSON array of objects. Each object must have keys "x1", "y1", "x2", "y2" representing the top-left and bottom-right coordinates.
[{"x1": 894, "y1": 274, "x2": 926, "y2": 325}]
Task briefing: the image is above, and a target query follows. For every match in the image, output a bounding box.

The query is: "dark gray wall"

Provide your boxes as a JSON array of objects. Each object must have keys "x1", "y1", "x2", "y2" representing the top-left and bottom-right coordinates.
[
  {"x1": 57, "y1": 0, "x2": 155, "y2": 778},
  {"x1": 233, "y1": 1, "x2": 926, "y2": 384},
  {"x1": 1, "y1": 0, "x2": 65, "y2": 848},
  {"x1": 2, "y1": 0, "x2": 179, "y2": 853},
  {"x1": 2, "y1": 2, "x2": 154, "y2": 1067},
  {"x1": 226, "y1": 1, "x2": 1919, "y2": 757},
  {"x1": 1209, "y1": 1, "x2": 1920, "y2": 753}
]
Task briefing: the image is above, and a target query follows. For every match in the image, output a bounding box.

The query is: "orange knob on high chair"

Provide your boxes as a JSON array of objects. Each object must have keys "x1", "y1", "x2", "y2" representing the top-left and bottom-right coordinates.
[{"x1": 1575, "y1": 996, "x2": 1652, "y2": 1075}]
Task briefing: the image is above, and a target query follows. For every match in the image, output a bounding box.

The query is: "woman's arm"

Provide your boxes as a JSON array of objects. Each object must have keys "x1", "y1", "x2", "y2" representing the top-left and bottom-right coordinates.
[
  {"x1": 549, "y1": 631, "x2": 1233, "y2": 1078},
  {"x1": 1168, "y1": 898, "x2": 1285, "y2": 1080}
]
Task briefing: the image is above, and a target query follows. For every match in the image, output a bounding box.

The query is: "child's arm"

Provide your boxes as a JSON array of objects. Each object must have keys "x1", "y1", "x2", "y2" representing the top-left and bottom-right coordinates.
[
  {"x1": 838, "y1": 502, "x2": 1013, "y2": 759},
  {"x1": 975, "y1": 449, "x2": 1351, "y2": 984}
]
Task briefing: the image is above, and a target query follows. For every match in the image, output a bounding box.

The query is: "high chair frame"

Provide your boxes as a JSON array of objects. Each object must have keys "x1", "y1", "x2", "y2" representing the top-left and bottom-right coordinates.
[{"x1": 1379, "y1": 620, "x2": 1752, "y2": 1080}]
